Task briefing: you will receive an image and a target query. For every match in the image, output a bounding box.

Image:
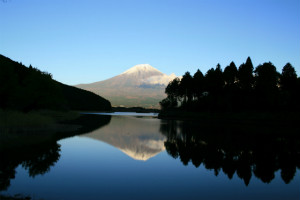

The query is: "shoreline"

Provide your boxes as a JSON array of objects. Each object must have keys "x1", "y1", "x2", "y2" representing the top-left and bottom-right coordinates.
[{"x1": 158, "y1": 110, "x2": 300, "y2": 122}]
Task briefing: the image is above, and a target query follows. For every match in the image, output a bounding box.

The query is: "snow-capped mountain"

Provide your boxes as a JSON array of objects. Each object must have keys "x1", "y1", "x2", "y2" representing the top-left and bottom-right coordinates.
[{"x1": 76, "y1": 64, "x2": 177, "y2": 108}]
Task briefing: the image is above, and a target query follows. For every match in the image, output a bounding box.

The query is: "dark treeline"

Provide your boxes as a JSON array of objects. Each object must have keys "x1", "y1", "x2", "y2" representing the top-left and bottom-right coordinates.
[
  {"x1": 0, "y1": 55, "x2": 111, "y2": 112},
  {"x1": 160, "y1": 120, "x2": 300, "y2": 186},
  {"x1": 160, "y1": 57, "x2": 300, "y2": 112}
]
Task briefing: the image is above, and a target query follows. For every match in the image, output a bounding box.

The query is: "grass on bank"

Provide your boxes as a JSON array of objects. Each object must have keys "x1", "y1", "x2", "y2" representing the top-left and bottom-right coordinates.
[
  {"x1": 0, "y1": 110, "x2": 79, "y2": 128},
  {"x1": 0, "y1": 110, "x2": 80, "y2": 150}
]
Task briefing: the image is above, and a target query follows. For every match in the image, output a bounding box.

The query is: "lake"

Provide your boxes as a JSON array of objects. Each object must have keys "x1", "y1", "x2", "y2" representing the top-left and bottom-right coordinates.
[{"x1": 0, "y1": 113, "x2": 299, "y2": 200}]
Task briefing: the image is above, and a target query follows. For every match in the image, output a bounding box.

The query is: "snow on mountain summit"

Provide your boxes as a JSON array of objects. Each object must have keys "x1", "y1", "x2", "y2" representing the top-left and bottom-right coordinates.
[
  {"x1": 122, "y1": 64, "x2": 161, "y2": 75},
  {"x1": 120, "y1": 64, "x2": 176, "y2": 85}
]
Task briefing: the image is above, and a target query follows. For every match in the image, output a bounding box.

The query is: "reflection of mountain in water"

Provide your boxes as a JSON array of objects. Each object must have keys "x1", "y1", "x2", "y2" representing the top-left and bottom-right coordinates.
[{"x1": 82, "y1": 116, "x2": 166, "y2": 161}]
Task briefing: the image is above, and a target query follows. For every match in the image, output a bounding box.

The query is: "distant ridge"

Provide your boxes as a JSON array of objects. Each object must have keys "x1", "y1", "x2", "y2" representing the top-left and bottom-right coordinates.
[{"x1": 76, "y1": 64, "x2": 178, "y2": 108}]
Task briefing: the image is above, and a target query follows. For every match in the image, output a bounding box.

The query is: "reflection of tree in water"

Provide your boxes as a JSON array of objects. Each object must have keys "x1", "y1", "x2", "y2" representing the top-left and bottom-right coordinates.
[
  {"x1": 0, "y1": 114, "x2": 112, "y2": 191},
  {"x1": 160, "y1": 120, "x2": 300, "y2": 186},
  {"x1": 21, "y1": 142, "x2": 60, "y2": 177},
  {"x1": 0, "y1": 141, "x2": 60, "y2": 191}
]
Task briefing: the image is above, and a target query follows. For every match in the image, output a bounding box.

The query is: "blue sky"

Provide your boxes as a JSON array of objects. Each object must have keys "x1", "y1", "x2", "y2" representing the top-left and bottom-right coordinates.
[{"x1": 1, "y1": 0, "x2": 299, "y2": 85}]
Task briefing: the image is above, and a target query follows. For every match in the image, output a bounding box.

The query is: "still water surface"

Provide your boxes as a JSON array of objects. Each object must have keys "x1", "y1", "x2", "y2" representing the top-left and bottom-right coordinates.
[{"x1": 1, "y1": 113, "x2": 299, "y2": 200}]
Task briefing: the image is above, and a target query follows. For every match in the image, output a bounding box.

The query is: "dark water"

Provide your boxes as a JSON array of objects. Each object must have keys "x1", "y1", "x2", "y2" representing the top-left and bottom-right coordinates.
[{"x1": 0, "y1": 113, "x2": 299, "y2": 200}]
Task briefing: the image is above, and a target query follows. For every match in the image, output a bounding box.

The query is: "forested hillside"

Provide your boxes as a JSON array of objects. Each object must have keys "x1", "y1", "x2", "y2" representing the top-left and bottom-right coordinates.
[
  {"x1": 0, "y1": 55, "x2": 111, "y2": 112},
  {"x1": 161, "y1": 57, "x2": 300, "y2": 112}
]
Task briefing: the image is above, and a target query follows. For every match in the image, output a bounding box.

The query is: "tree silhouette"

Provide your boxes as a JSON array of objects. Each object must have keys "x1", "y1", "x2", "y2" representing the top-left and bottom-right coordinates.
[
  {"x1": 224, "y1": 61, "x2": 237, "y2": 86},
  {"x1": 238, "y1": 57, "x2": 254, "y2": 91},
  {"x1": 204, "y1": 68, "x2": 215, "y2": 93},
  {"x1": 215, "y1": 63, "x2": 224, "y2": 92},
  {"x1": 280, "y1": 63, "x2": 297, "y2": 91},
  {"x1": 180, "y1": 72, "x2": 193, "y2": 104},
  {"x1": 254, "y1": 62, "x2": 279, "y2": 110},
  {"x1": 165, "y1": 78, "x2": 180, "y2": 106},
  {"x1": 279, "y1": 63, "x2": 300, "y2": 111},
  {"x1": 204, "y1": 64, "x2": 224, "y2": 95},
  {"x1": 192, "y1": 69, "x2": 204, "y2": 100},
  {"x1": 254, "y1": 62, "x2": 278, "y2": 91}
]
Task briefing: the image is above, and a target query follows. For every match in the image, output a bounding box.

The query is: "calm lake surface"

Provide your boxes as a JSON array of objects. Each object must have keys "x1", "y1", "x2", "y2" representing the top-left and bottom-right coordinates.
[{"x1": 1, "y1": 113, "x2": 299, "y2": 200}]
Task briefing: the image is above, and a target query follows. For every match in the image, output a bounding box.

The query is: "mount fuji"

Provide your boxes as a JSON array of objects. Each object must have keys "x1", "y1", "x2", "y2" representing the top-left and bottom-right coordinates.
[
  {"x1": 81, "y1": 115, "x2": 166, "y2": 161},
  {"x1": 76, "y1": 64, "x2": 177, "y2": 108}
]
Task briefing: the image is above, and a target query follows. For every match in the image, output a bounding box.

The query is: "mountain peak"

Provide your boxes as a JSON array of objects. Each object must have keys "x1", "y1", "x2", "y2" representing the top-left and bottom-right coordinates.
[
  {"x1": 76, "y1": 63, "x2": 178, "y2": 108},
  {"x1": 122, "y1": 64, "x2": 161, "y2": 75}
]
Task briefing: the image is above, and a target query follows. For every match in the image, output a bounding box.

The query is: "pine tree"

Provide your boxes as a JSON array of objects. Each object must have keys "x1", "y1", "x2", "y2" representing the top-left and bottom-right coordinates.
[
  {"x1": 224, "y1": 61, "x2": 237, "y2": 86},
  {"x1": 193, "y1": 69, "x2": 204, "y2": 99},
  {"x1": 238, "y1": 57, "x2": 254, "y2": 91}
]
